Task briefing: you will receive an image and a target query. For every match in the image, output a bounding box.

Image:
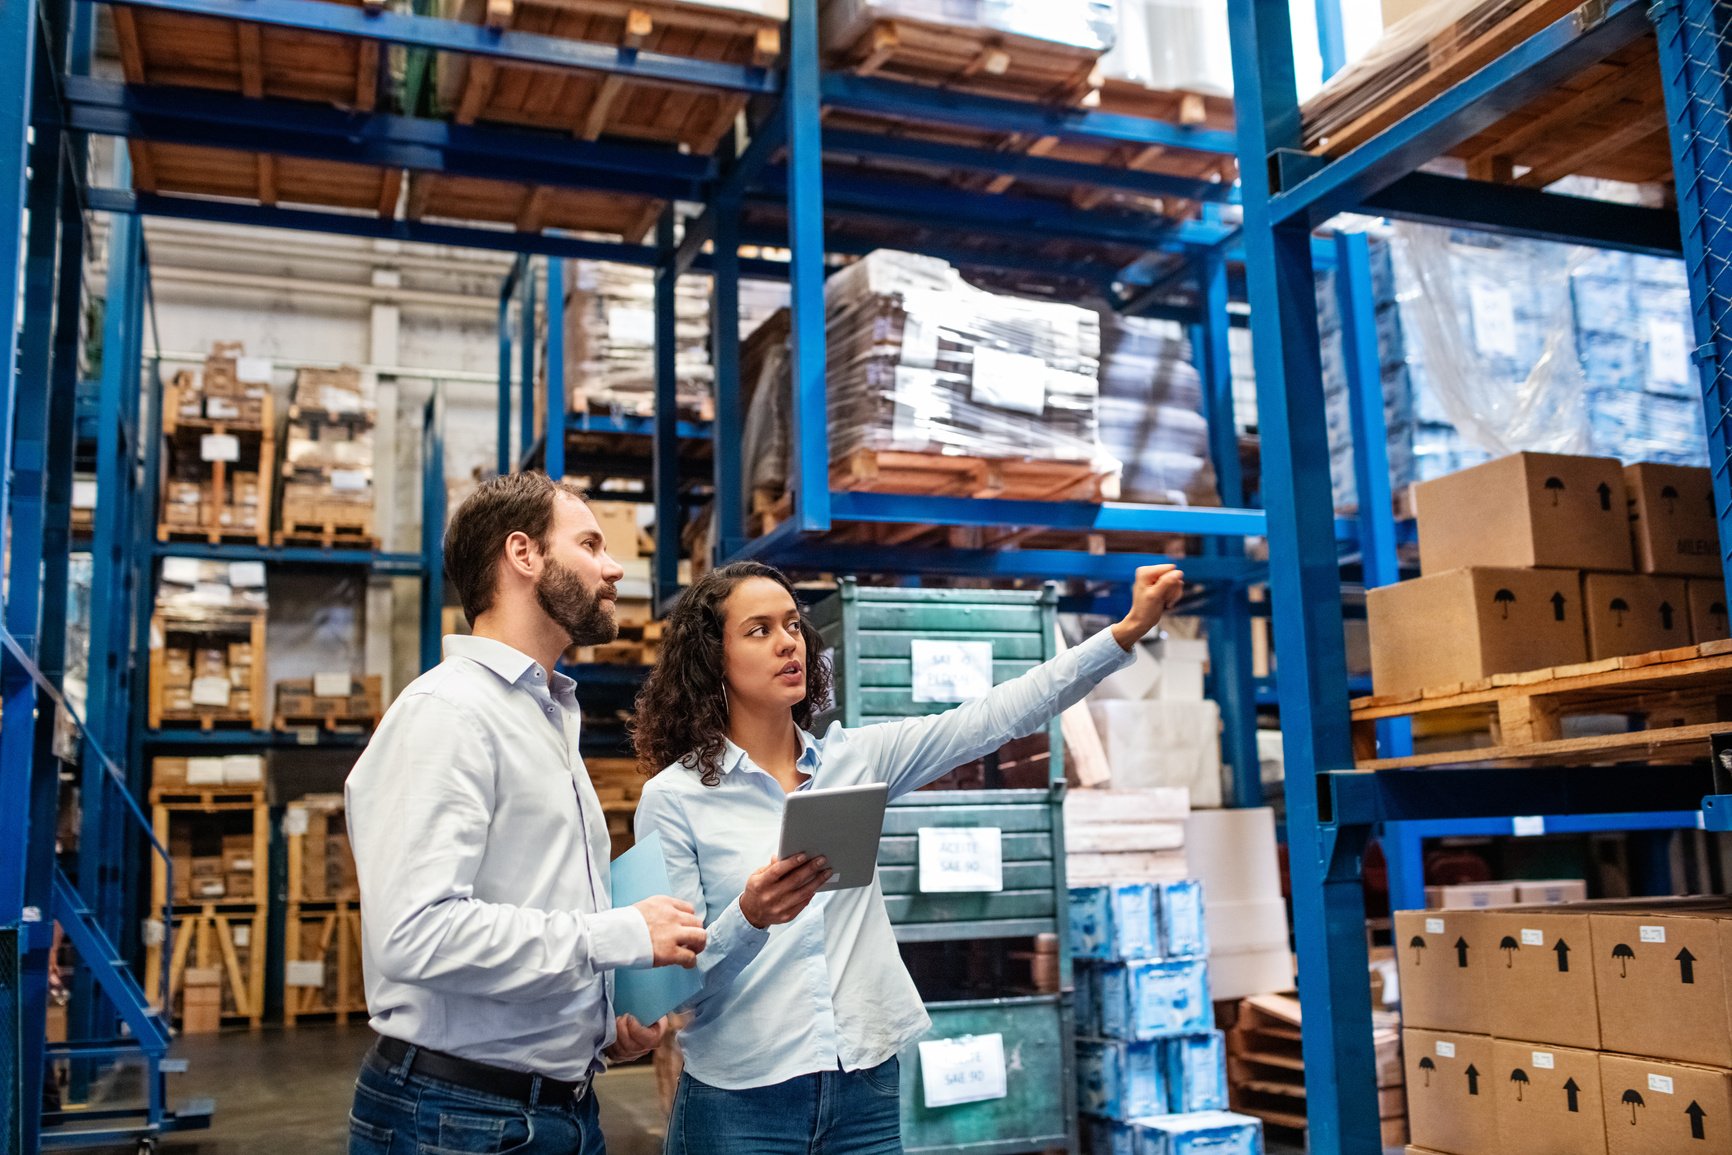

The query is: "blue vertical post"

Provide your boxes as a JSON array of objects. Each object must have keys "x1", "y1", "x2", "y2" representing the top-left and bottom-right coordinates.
[
  {"x1": 1229, "y1": 1, "x2": 1381, "y2": 1151},
  {"x1": 787, "y1": 0, "x2": 830, "y2": 533},
  {"x1": 711, "y1": 197, "x2": 745, "y2": 560},
  {"x1": 1314, "y1": 0, "x2": 1348, "y2": 83},
  {"x1": 422, "y1": 385, "x2": 447, "y2": 671},
  {"x1": 519, "y1": 257, "x2": 538, "y2": 471},
  {"x1": 1191, "y1": 252, "x2": 1261, "y2": 807},
  {"x1": 652, "y1": 211, "x2": 680, "y2": 612},
  {"x1": 544, "y1": 257, "x2": 566, "y2": 482},
  {"x1": 498, "y1": 272, "x2": 514, "y2": 476}
]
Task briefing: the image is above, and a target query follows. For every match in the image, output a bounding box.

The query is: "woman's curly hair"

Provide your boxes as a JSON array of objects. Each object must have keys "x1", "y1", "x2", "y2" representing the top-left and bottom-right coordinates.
[{"x1": 631, "y1": 561, "x2": 832, "y2": 787}]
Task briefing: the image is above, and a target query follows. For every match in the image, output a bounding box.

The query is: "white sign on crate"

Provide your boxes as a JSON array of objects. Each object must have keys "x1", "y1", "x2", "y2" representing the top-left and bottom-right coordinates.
[
  {"x1": 72, "y1": 479, "x2": 97, "y2": 509},
  {"x1": 314, "y1": 672, "x2": 352, "y2": 698},
  {"x1": 200, "y1": 434, "x2": 240, "y2": 463},
  {"x1": 920, "y1": 1034, "x2": 1008, "y2": 1109},
  {"x1": 229, "y1": 561, "x2": 267, "y2": 588},
  {"x1": 910, "y1": 639, "x2": 993, "y2": 703},
  {"x1": 190, "y1": 677, "x2": 232, "y2": 709},
  {"x1": 1647, "y1": 317, "x2": 1692, "y2": 388},
  {"x1": 235, "y1": 357, "x2": 274, "y2": 385},
  {"x1": 1468, "y1": 284, "x2": 1518, "y2": 358},
  {"x1": 285, "y1": 961, "x2": 326, "y2": 989},
  {"x1": 917, "y1": 827, "x2": 1003, "y2": 893}
]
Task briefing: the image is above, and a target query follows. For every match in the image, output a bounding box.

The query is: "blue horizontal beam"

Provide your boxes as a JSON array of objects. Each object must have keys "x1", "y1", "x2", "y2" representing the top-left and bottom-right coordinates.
[
  {"x1": 97, "y1": 0, "x2": 780, "y2": 93},
  {"x1": 59, "y1": 76, "x2": 710, "y2": 200},
  {"x1": 1362, "y1": 171, "x2": 1684, "y2": 258},
  {"x1": 1268, "y1": 0, "x2": 1649, "y2": 225},
  {"x1": 1325, "y1": 764, "x2": 1711, "y2": 828},
  {"x1": 569, "y1": 413, "x2": 712, "y2": 440},
  {"x1": 821, "y1": 72, "x2": 1238, "y2": 156},
  {"x1": 1383, "y1": 811, "x2": 1704, "y2": 840},
  {"x1": 725, "y1": 534, "x2": 1255, "y2": 585},
  {"x1": 153, "y1": 540, "x2": 422, "y2": 573},
  {"x1": 827, "y1": 491, "x2": 1267, "y2": 536},
  {"x1": 141, "y1": 728, "x2": 371, "y2": 749}
]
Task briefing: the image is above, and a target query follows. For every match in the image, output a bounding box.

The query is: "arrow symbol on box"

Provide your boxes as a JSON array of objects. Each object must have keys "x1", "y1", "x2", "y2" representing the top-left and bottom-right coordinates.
[
  {"x1": 1599, "y1": 482, "x2": 1613, "y2": 510},
  {"x1": 1687, "y1": 1100, "x2": 1707, "y2": 1140},
  {"x1": 1554, "y1": 939, "x2": 1571, "y2": 972},
  {"x1": 1466, "y1": 1065, "x2": 1480, "y2": 1096},
  {"x1": 1552, "y1": 592, "x2": 1567, "y2": 621},
  {"x1": 1679, "y1": 947, "x2": 1697, "y2": 985},
  {"x1": 1564, "y1": 1077, "x2": 1581, "y2": 1113},
  {"x1": 1456, "y1": 937, "x2": 1470, "y2": 968}
]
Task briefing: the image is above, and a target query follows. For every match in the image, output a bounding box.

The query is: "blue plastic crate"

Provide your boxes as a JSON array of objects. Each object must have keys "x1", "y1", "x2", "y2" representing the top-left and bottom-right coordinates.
[
  {"x1": 1163, "y1": 1032, "x2": 1228, "y2": 1114},
  {"x1": 1077, "y1": 1038, "x2": 1166, "y2": 1121},
  {"x1": 1097, "y1": 960, "x2": 1212, "y2": 1040},
  {"x1": 1075, "y1": 962, "x2": 1098, "y2": 1037},
  {"x1": 1156, "y1": 881, "x2": 1208, "y2": 959},
  {"x1": 1069, "y1": 884, "x2": 1159, "y2": 961},
  {"x1": 1132, "y1": 1110, "x2": 1264, "y2": 1155},
  {"x1": 1088, "y1": 1115, "x2": 1137, "y2": 1155}
]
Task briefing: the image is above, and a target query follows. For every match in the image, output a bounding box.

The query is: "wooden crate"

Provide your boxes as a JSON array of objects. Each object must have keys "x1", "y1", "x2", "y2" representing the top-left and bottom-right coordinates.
[
  {"x1": 158, "y1": 381, "x2": 276, "y2": 547},
  {"x1": 148, "y1": 613, "x2": 269, "y2": 731},
  {"x1": 406, "y1": 171, "x2": 664, "y2": 240},
  {"x1": 283, "y1": 901, "x2": 366, "y2": 1025},
  {"x1": 275, "y1": 674, "x2": 384, "y2": 732},
  {"x1": 434, "y1": 0, "x2": 781, "y2": 152},
  {"x1": 285, "y1": 795, "x2": 359, "y2": 904},
  {"x1": 1348, "y1": 639, "x2": 1732, "y2": 770},
  {"x1": 126, "y1": 141, "x2": 403, "y2": 218}
]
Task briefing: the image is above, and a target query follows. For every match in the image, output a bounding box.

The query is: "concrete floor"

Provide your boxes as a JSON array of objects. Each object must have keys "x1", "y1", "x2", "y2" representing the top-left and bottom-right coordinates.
[{"x1": 64, "y1": 1024, "x2": 1312, "y2": 1154}]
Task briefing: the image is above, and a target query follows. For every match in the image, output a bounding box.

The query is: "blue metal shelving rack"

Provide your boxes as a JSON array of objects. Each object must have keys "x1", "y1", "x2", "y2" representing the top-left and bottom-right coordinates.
[{"x1": 1228, "y1": 0, "x2": 1732, "y2": 1149}]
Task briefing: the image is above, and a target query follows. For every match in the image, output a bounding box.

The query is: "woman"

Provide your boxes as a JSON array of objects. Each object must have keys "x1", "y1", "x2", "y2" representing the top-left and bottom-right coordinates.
[{"x1": 631, "y1": 560, "x2": 1184, "y2": 1154}]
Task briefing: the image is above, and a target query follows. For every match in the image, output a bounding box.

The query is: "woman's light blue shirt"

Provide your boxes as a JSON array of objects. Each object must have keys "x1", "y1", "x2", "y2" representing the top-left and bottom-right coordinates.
[{"x1": 634, "y1": 626, "x2": 1135, "y2": 1090}]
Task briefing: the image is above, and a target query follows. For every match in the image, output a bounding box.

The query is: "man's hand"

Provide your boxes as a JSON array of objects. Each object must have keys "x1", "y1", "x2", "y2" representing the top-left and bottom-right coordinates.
[
  {"x1": 1110, "y1": 564, "x2": 1186, "y2": 651},
  {"x1": 740, "y1": 854, "x2": 832, "y2": 930},
  {"x1": 605, "y1": 1013, "x2": 666, "y2": 1063},
  {"x1": 634, "y1": 895, "x2": 706, "y2": 968}
]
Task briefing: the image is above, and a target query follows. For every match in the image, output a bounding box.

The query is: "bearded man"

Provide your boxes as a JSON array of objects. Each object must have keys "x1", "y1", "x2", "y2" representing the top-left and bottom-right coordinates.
[{"x1": 344, "y1": 471, "x2": 706, "y2": 1155}]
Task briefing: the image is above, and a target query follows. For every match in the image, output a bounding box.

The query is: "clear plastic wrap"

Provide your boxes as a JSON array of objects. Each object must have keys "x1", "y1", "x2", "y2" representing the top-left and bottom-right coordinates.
[
  {"x1": 157, "y1": 556, "x2": 269, "y2": 625},
  {"x1": 1094, "y1": 311, "x2": 1220, "y2": 506},
  {"x1": 821, "y1": 0, "x2": 1118, "y2": 53},
  {"x1": 1099, "y1": 0, "x2": 1232, "y2": 94}
]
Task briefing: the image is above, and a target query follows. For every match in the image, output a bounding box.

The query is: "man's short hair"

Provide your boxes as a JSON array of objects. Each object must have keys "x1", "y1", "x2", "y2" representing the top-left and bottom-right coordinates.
[{"x1": 444, "y1": 472, "x2": 586, "y2": 622}]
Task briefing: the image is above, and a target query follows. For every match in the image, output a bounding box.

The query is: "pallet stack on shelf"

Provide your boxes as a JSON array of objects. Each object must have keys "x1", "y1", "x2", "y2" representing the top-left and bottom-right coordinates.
[
  {"x1": 143, "y1": 757, "x2": 270, "y2": 1032},
  {"x1": 158, "y1": 343, "x2": 275, "y2": 546},
  {"x1": 283, "y1": 794, "x2": 365, "y2": 1026},
  {"x1": 277, "y1": 366, "x2": 379, "y2": 549},
  {"x1": 586, "y1": 757, "x2": 645, "y2": 860},
  {"x1": 274, "y1": 674, "x2": 384, "y2": 734},
  {"x1": 149, "y1": 557, "x2": 269, "y2": 731}
]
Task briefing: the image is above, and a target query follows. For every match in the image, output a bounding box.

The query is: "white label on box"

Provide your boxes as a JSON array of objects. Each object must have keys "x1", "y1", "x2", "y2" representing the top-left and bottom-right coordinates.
[
  {"x1": 1649, "y1": 1073, "x2": 1675, "y2": 1095},
  {"x1": 1425, "y1": 918, "x2": 1445, "y2": 935},
  {"x1": 970, "y1": 347, "x2": 1049, "y2": 416},
  {"x1": 283, "y1": 808, "x2": 310, "y2": 837},
  {"x1": 314, "y1": 672, "x2": 352, "y2": 698},
  {"x1": 161, "y1": 557, "x2": 205, "y2": 585},
  {"x1": 223, "y1": 755, "x2": 263, "y2": 784},
  {"x1": 1647, "y1": 317, "x2": 1692, "y2": 387},
  {"x1": 233, "y1": 925, "x2": 251, "y2": 948},
  {"x1": 190, "y1": 677, "x2": 232, "y2": 708},
  {"x1": 1532, "y1": 1051, "x2": 1555, "y2": 1070},
  {"x1": 228, "y1": 561, "x2": 267, "y2": 588},
  {"x1": 1640, "y1": 925, "x2": 1667, "y2": 944},
  {"x1": 1512, "y1": 815, "x2": 1546, "y2": 837},
  {"x1": 190, "y1": 582, "x2": 232, "y2": 607},
  {"x1": 321, "y1": 385, "x2": 362, "y2": 414},
  {"x1": 910, "y1": 639, "x2": 994, "y2": 703},
  {"x1": 608, "y1": 306, "x2": 657, "y2": 346},
  {"x1": 200, "y1": 433, "x2": 240, "y2": 463},
  {"x1": 186, "y1": 757, "x2": 226, "y2": 786},
  {"x1": 235, "y1": 357, "x2": 273, "y2": 384},
  {"x1": 285, "y1": 961, "x2": 326, "y2": 988},
  {"x1": 142, "y1": 918, "x2": 165, "y2": 947},
  {"x1": 917, "y1": 827, "x2": 1003, "y2": 893},
  {"x1": 72, "y1": 479, "x2": 97, "y2": 509},
  {"x1": 204, "y1": 398, "x2": 240, "y2": 421},
  {"x1": 330, "y1": 469, "x2": 369, "y2": 492},
  {"x1": 900, "y1": 315, "x2": 939, "y2": 368},
  {"x1": 919, "y1": 1034, "x2": 1008, "y2": 1109},
  {"x1": 1046, "y1": 366, "x2": 1099, "y2": 398},
  {"x1": 1436, "y1": 1041, "x2": 1456, "y2": 1059},
  {"x1": 1469, "y1": 284, "x2": 1518, "y2": 357},
  {"x1": 1521, "y1": 929, "x2": 1545, "y2": 947}
]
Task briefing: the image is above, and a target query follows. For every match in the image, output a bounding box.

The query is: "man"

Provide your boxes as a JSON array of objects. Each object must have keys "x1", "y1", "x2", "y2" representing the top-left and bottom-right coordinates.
[{"x1": 345, "y1": 471, "x2": 706, "y2": 1155}]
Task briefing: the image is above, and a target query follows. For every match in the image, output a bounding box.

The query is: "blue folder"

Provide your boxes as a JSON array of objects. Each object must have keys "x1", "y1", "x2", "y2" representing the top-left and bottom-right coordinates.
[{"x1": 610, "y1": 833, "x2": 702, "y2": 1024}]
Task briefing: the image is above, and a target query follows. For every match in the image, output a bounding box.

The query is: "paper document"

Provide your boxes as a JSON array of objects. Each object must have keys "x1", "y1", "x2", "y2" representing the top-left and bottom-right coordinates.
[{"x1": 609, "y1": 833, "x2": 701, "y2": 1025}]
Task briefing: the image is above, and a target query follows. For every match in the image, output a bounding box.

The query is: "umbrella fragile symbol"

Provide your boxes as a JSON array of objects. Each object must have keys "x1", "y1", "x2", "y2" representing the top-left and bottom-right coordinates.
[
  {"x1": 1613, "y1": 943, "x2": 1636, "y2": 977},
  {"x1": 1662, "y1": 484, "x2": 1680, "y2": 514},
  {"x1": 1623, "y1": 1089, "x2": 1646, "y2": 1124},
  {"x1": 1545, "y1": 477, "x2": 1566, "y2": 506},
  {"x1": 1418, "y1": 1057, "x2": 1435, "y2": 1087},
  {"x1": 1610, "y1": 598, "x2": 1631, "y2": 627},
  {"x1": 1409, "y1": 935, "x2": 1426, "y2": 966},
  {"x1": 1494, "y1": 589, "x2": 1517, "y2": 619},
  {"x1": 1510, "y1": 1069, "x2": 1530, "y2": 1101},
  {"x1": 1499, "y1": 935, "x2": 1521, "y2": 967}
]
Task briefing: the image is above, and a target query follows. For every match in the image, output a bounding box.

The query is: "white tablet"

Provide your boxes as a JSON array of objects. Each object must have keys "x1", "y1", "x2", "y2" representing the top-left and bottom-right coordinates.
[{"x1": 777, "y1": 782, "x2": 890, "y2": 893}]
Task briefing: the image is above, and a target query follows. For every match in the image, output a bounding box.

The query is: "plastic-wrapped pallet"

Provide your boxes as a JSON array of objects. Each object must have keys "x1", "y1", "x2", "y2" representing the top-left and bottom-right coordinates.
[
  {"x1": 280, "y1": 367, "x2": 375, "y2": 541},
  {"x1": 560, "y1": 261, "x2": 713, "y2": 422},
  {"x1": 1099, "y1": 0, "x2": 1232, "y2": 94},
  {"x1": 1094, "y1": 311, "x2": 1220, "y2": 507}
]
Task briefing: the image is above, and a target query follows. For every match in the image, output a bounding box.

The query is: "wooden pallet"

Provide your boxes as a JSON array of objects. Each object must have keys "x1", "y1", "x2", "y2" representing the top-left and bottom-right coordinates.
[
  {"x1": 435, "y1": 0, "x2": 780, "y2": 152},
  {"x1": 126, "y1": 141, "x2": 403, "y2": 218},
  {"x1": 1350, "y1": 640, "x2": 1732, "y2": 770},
  {"x1": 569, "y1": 620, "x2": 664, "y2": 667},
  {"x1": 148, "y1": 785, "x2": 267, "y2": 810},
  {"x1": 833, "y1": 448, "x2": 1120, "y2": 502},
  {"x1": 144, "y1": 904, "x2": 269, "y2": 1031},
  {"x1": 275, "y1": 711, "x2": 381, "y2": 733},
  {"x1": 274, "y1": 522, "x2": 379, "y2": 550},
  {"x1": 160, "y1": 384, "x2": 277, "y2": 546},
  {"x1": 406, "y1": 171, "x2": 664, "y2": 240},
  {"x1": 149, "y1": 614, "x2": 269, "y2": 731},
  {"x1": 284, "y1": 901, "x2": 366, "y2": 1026}
]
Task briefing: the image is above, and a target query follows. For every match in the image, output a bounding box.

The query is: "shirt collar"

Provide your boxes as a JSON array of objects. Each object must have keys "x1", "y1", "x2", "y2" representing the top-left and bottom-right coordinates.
[
  {"x1": 719, "y1": 728, "x2": 820, "y2": 778},
  {"x1": 444, "y1": 634, "x2": 559, "y2": 691}
]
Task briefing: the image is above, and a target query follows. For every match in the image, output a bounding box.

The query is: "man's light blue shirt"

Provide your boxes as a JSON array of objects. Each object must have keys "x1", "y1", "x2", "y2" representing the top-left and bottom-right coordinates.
[{"x1": 635, "y1": 626, "x2": 1135, "y2": 1090}]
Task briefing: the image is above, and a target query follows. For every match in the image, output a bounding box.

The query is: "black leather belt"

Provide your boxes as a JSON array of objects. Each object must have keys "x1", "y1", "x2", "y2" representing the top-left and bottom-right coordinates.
[{"x1": 373, "y1": 1035, "x2": 588, "y2": 1106}]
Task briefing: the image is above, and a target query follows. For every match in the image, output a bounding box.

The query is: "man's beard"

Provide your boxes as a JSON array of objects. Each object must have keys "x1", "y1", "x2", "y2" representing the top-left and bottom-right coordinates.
[{"x1": 536, "y1": 556, "x2": 618, "y2": 647}]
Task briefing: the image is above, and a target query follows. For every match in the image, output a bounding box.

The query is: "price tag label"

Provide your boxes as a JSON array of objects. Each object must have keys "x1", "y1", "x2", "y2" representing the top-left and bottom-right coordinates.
[
  {"x1": 919, "y1": 1034, "x2": 1008, "y2": 1109},
  {"x1": 1647, "y1": 317, "x2": 1692, "y2": 387},
  {"x1": 910, "y1": 639, "x2": 993, "y2": 703},
  {"x1": 72, "y1": 479, "x2": 97, "y2": 509},
  {"x1": 235, "y1": 357, "x2": 274, "y2": 384},
  {"x1": 917, "y1": 827, "x2": 1003, "y2": 893},
  {"x1": 201, "y1": 433, "x2": 240, "y2": 463},
  {"x1": 229, "y1": 562, "x2": 267, "y2": 588},
  {"x1": 1649, "y1": 1073, "x2": 1675, "y2": 1095},
  {"x1": 1436, "y1": 1041, "x2": 1456, "y2": 1059},
  {"x1": 1512, "y1": 815, "x2": 1545, "y2": 837},
  {"x1": 971, "y1": 347, "x2": 1049, "y2": 416},
  {"x1": 1521, "y1": 929, "x2": 1544, "y2": 946},
  {"x1": 330, "y1": 469, "x2": 369, "y2": 492},
  {"x1": 285, "y1": 961, "x2": 326, "y2": 988},
  {"x1": 1469, "y1": 284, "x2": 1518, "y2": 357}
]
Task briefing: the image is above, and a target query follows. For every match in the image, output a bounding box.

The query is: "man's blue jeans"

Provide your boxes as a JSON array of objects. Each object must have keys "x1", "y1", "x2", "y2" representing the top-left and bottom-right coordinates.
[
  {"x1": 665, "y1": 1057, "x2": 903, "y2": 1155},
  {"x1": 348, "y1": 1043, "x2": 605, "y2": 1155}
]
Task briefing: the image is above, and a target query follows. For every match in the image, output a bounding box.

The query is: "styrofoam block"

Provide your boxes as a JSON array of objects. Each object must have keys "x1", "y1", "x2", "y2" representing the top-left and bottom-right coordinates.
[
  {"x1": 1183, "y1": 808, "x2": 1282, "y2": 906},
  {"x1": 1204, "y1": 948, "x2": 1295, "y2": 1003}
]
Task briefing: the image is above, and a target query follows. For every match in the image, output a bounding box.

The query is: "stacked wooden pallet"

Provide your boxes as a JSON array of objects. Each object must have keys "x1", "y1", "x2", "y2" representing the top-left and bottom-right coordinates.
[
  {"x1": 587, "y1": 757, "x2": 644, "y2": 859},
  {"x1": 150, "y1": 559, "x2": 269, "y2": 730},
  {"x1": 274, "y1": 674, "x2": 384, "y2": 732},
  {"x1": 277, "y1": 366, "x2": 379, "y2": 548},
  {"x1": 284, "y1": 795, "x2": 366, "y2": 1024},
  {"x1": 159, "y1": 345, "x2": 275, "y2": 546}
]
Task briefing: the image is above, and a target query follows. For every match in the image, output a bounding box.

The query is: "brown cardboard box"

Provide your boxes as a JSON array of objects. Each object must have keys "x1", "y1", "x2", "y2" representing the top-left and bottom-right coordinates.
[
  {"x1": 1491, "y1": 1039, "x2": 1605, "y2": 1155},
  {"x1": 1414, "y1": 452, "x2": 1633, "y2": 576},
  {"x1": 1626, "y1": 463, "x2": 1721, "y2": 577},
  {"x1": 1426, "y1": 883, "x2": 1520, "y2": 911},
  {"x1": 1590, "y1": 908, "x2": 1732, "y2": 1068},
  {"x1": 1599, "y1": 1054, "x2": 1732, "y2": 1155},
  {"x1": 1368, "y1": 568, "x2": 1587, "y2": 696},
  {"x1": 224, "y1": 872, "x2": 254, "y2": 901},
  {"x1": 1687, "y1": 578, "x2": 1729, "y2": 643},
  {"x1": 1404, "y1": 1029, "x2": 1497, "y2": 1155},
  {"x1": 1395, "y1": 909, "x2": 1490, "y2": 1035},
  {"x1": 190, "y1": 877, "x2": 226, "y2": 900},
  {"x1": 1515, "y1": 880, "x2": 1590, "y2": 906},
  {"x1": 190, "y1": 856, "x2": 223, "y2": 878},
  {"x1": 153, "y1": 757, "x2": 189, "y2": 789},
  {"x1": 590, "y1": 501, "x2": 642, "y2": 561},
  {"x1": 1582, "y1": 573, "x2": 1692, "y2": 660},
  {"x1": 1479, "y1": 909, "x2": 1600, "y2": 1050},
  {"x1": 181, "y1": 967, "x2": 224, "y2": 1034}
]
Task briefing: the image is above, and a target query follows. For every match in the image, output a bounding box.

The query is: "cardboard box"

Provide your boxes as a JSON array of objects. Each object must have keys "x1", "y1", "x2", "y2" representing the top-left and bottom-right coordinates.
[
  {"x1": 1582, "y1": 573, "x2": 1692, "y2": 660},
  {"x1": 1414, "y1": 452, "x2": 1633, "y2": 576},
  {"x1": 1491, "y1": 1039, "x2": 1605, "y2": 1155},
  {"x1": 190, "y1": 877, "x2": 226, "y2": 900},
  {"x1": 1394, "y1": 910, "x2": 1490, "y2": 1035},
  {"x1": 590, "y1": 501, "x2": 642, "y2": 561},
  {"x1": 1626, "y1": 463, "x2": 1721, "y2": 577},
  {"x1": 1478, "y1": 909, "x2": 1600, "y2": 1050},
  {"x1": 1687, "y1": 578, "x2": 1729, "y2": 643},
  {"x1": 1590, "y1": 908, "x2": 1732, "y2": 1068},
  {"x1": 224, "y1": 872, "x2": 254, "y2": 901},
  {"x1": 1427, "y1": 883, "x2": 1521, "y2": 911},
  {"x1": 1599, "y1": 1054, "x2": 1732, "y2": 1155},
  {"x1": 153, "y1": 757, "x2": 189, "y2": 789},
  {"x1": 1516, "y1": 880, "x2": 1589, "y2": 906},
  {"x1": 190, "y1": 856, "x2": 223, "y2": 878},
  {"x1": 1403, "y1": 1029, "x2": 1497, "y2": 1155},
  {"x1": 1368, "y1": 568, "x2": 1588, "y2": 696}
]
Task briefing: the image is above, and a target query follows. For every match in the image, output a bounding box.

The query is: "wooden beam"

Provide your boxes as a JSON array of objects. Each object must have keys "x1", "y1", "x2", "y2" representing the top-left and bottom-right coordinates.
[
  {"x1": 455, "y1": 61, "x2": 497, "y2": 125},
  {"x1": 376, "y1": 167, "x2": 403, "y2": 219},
  {"x1": 111, "y1": 6, "x2": 148, "y2": 84},
  {"x1": 1514, "y1": 98, "x2": 1669, "y2": 188},
  {"x1": 1460, "y1": 61, "x2": 1656, "y2": 177},
  {"x1": 237, "y1": 23, "x2": 264, "y2": 100},
  {"x1": 355, "y1": 40, "x2": 381, "y2": 113},
  {"x1": 128, "y1": 140, "x2": 159, "y2": 194},
  {"x1": 256, "y1": 153, "x2": 278, "y2": 205},
  {"x1": 515, "y1": 185, "x2": 552, "y2": 233},
  {"x1": 579, "y1": 9, "x2": 652, "y2": 140}
]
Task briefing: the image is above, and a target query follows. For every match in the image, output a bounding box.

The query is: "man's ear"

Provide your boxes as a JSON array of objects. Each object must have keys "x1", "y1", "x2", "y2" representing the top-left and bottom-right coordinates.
[{"x1": 502, "y1": 530, "x2": 541, "y2": 581}]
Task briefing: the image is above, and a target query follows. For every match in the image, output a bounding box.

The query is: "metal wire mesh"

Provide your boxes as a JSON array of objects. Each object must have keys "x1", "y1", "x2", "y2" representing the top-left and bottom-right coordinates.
[{"x1": 0, "y1": 925, "x2": 19, "y2": 1155}]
